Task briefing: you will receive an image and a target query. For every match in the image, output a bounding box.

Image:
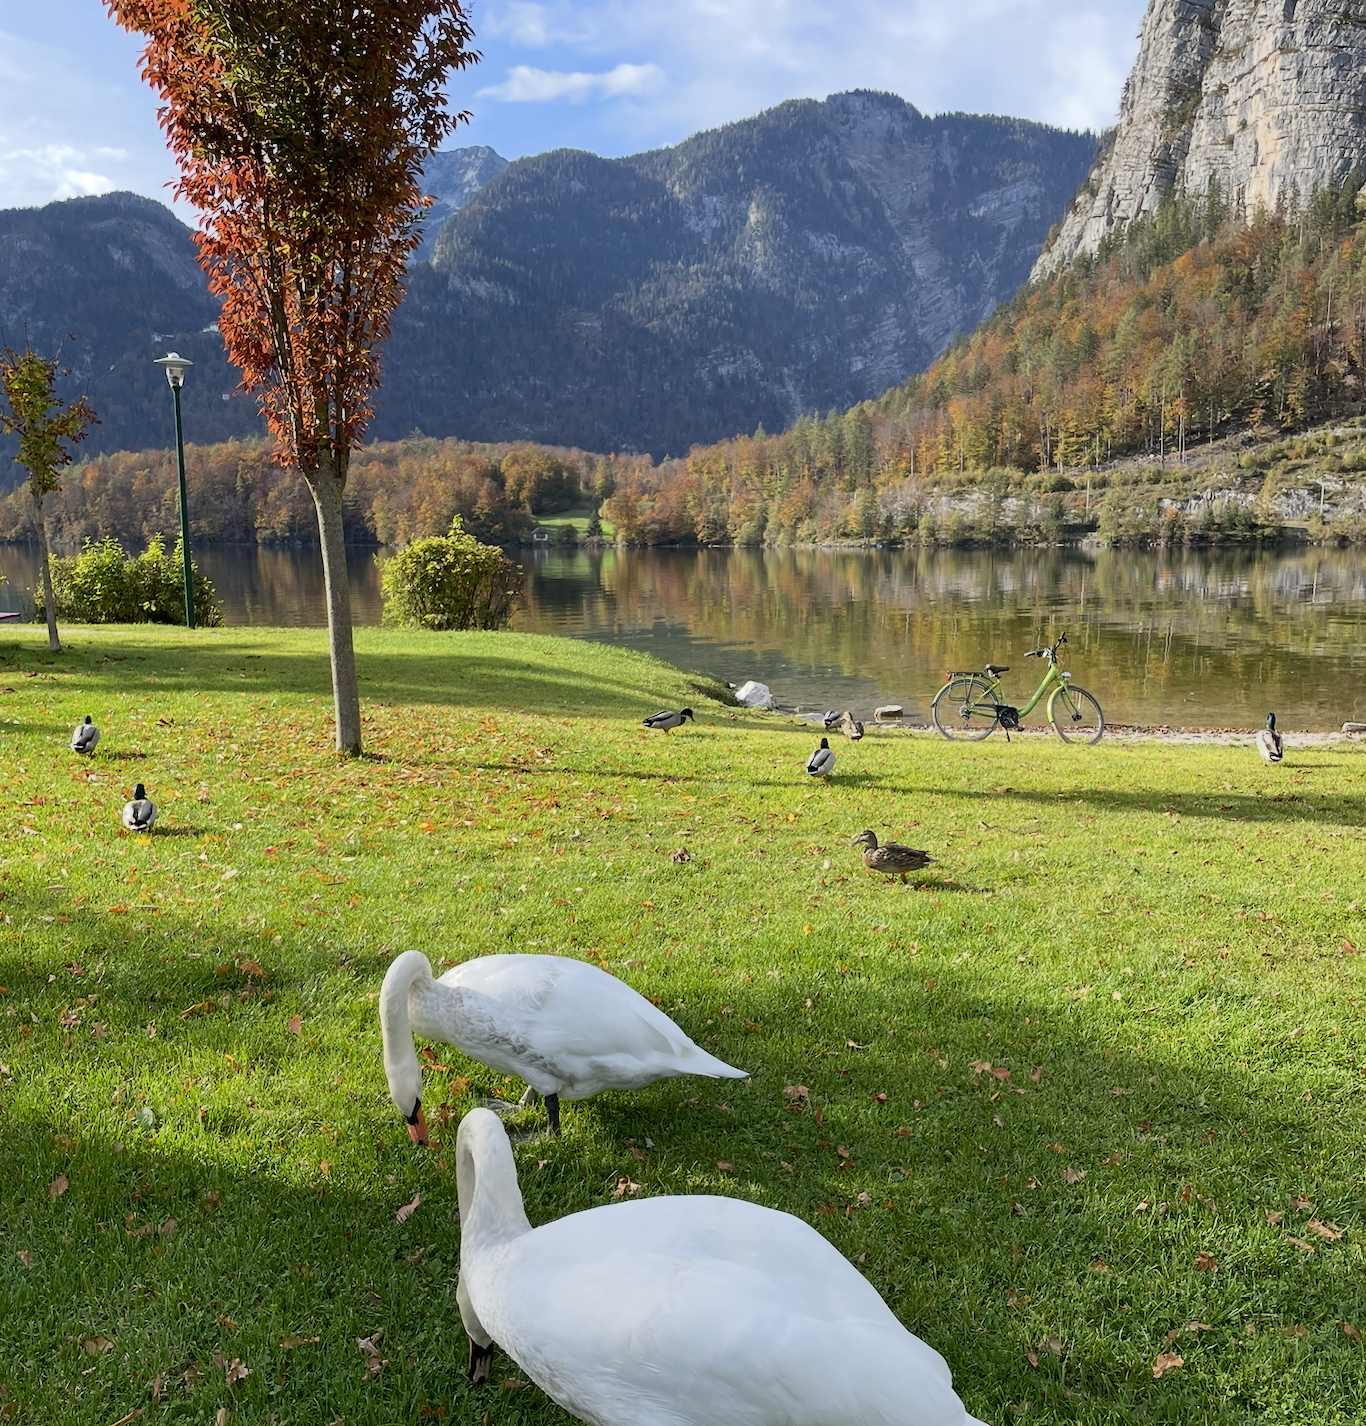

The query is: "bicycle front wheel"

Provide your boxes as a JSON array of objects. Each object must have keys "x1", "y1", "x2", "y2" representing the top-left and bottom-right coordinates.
[
  {"x1": 1049, "y1": 683, "x2": 1104, "y2": 745},
  {"x1": 932, "y1": 676, "x2": 1001, "y2": 742}
]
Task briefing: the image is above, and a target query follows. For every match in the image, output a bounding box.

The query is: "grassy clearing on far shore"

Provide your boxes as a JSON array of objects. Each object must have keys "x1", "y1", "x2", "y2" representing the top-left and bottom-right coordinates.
[{"x1": 0, "y1": 625, "x2": 1363, "y2": 1426}]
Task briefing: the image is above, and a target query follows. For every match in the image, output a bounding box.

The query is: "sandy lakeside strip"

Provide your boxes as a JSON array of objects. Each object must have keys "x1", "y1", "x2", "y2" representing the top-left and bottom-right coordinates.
[{"x1": 787, "y1": 710, "x2": 1365, "y2": 746}]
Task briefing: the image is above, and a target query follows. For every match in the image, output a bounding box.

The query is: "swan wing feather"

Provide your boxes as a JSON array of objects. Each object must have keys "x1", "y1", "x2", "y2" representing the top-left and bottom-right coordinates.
[
  {"x1": 475, "y1": 1197, "x2": 970, "y2": 1426},
  {"x1": 430, "y1": 955, "x2": 745, "y2": 1096}
]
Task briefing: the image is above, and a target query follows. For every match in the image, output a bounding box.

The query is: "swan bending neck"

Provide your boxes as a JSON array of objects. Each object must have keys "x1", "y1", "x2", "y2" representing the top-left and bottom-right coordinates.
[{"x1": 457, "y1": 1112, "x2": 532, "y2": 1253}]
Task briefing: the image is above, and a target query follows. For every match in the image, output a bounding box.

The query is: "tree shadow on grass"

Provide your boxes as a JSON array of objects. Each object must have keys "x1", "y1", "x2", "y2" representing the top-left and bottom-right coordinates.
[{"x1": 932, "y1": 783, "x2": 1366, "y2": 831}]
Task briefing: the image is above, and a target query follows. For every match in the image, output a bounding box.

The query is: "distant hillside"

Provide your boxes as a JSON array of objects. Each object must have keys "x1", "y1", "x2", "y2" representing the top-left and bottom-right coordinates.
[
  {"x1": 412, "y1": 146, "x2": 508, "y2": 260},
  {"x1": 381, "y1": 91, "x2": 1095, "y2": 455},
  {"x1": 0, "y1": 146, "x2": 506, "y2": 479},
  {"x1": 580, "y1": 187, "x2": 1366, "y2": 547},
  {"x1": 0, "y1": 104, "x2": 1091, "y2": 473},
  {"x1": 0, "y1": 191, "x2": 257, "y2": 464}
]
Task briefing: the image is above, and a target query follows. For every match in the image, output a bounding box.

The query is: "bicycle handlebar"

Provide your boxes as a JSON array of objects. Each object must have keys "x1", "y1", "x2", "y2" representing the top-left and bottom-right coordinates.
[{"x1": 1024, "y1": 632, "x2": 1068, "y2": 662}]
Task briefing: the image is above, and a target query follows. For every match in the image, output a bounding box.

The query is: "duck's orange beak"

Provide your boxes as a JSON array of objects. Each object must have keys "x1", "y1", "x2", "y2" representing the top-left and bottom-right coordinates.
[{"x1": 408, "y1": 1107, "x2": 429, "y2": 1146}]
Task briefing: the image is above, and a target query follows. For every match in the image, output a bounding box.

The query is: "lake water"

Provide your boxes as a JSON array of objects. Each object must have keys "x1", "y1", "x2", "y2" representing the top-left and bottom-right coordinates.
[{"x1": 3, "y1": 542, "x2": 1366, "y2": 730}]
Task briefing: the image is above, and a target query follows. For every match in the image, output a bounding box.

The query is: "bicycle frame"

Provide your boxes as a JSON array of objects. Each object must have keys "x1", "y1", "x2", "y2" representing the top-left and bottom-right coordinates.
[
  {"x1": 933, "y1": 631, "x2": 1103, "y2": 744},
  {"x1": 974, "y1": 658, "x2": 1066, "y2": 721}
]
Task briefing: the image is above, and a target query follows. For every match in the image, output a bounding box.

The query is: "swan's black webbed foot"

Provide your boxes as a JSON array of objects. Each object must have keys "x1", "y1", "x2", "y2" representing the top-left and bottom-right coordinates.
[
  {"x1": 468, "y1": 1337, "x2": 493, "y2": 1384},
  {"x1": 545, "y1": 1093, "x2": 561, "y2": 1134}
]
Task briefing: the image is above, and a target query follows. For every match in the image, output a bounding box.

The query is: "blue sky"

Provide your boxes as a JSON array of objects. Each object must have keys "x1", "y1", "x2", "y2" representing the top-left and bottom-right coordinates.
[{"x1": 0, "y1": 0, "x2": 1147, "y2": 213}]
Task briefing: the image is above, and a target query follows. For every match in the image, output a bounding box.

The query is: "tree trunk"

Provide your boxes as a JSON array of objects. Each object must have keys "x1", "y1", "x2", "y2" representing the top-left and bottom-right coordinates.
[
  {"x1": 33, "y1": 492, "x2": 60, "y2": 653},
  {"x1": 306, "y1": 455, "x2": 362, "y2": 755}
]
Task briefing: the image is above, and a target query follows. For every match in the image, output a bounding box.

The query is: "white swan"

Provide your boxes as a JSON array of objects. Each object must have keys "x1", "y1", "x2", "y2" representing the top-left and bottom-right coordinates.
[
  {"x1": 455, "y1": 1108, "x2": 989, "y2": 1426},
  {"x1": 380, "y1": 951, "x2": 746, "y2": 1139},
  {"x1": 71, "y1": 715, "x2": 100, "y2": 754},
  {"x1": 121, "y1": 783, "x2": 157, "y2": 832}
]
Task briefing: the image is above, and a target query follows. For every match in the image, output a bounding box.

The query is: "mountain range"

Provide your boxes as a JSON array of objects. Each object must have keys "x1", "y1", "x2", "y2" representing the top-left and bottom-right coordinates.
[{"x1": 0, "y1": 92, "x2": 1094, "y2": 476}]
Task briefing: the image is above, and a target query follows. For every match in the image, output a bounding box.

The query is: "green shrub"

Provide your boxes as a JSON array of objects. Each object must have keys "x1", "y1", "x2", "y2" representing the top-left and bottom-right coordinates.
[
  {"x1": 36, "y1": 534, "x2": 223, "y2": 626},
  {"x1": 378, "y1": 518, "x2": 524, "y2": 631}
]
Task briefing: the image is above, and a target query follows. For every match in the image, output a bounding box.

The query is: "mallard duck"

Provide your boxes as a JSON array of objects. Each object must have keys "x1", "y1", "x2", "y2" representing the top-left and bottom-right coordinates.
[
  {"x1": 821, "y1": 710, "x2": 842, "y2": 730},
  {"x1": 807, "y1": 737, "x2": 836, "y2": 779},
  {"x1": 70, "y1": 715, "x2": 100, "y2": 754},
  {"x1": 840, "y1": 712, "x2": 864, "y2": 742},
  {"x1": 380, "y1": 951, "x2": 746, "y2": 1140},
  {"x1": 121, "y1": 783, "x2": 157, "y2": 832},
  {"x1": 851, "y1": 829, "x2": 934, "y2": 883},
  {"x1": 454, "y1": 1109, "x2": 990, "y2": 1423},
  {"x1": 642, "y1": 708, "x2": 694, "y2": 733},
  {"x1": 1256, "y1": 713, "x2": 1283, "y2": 764}
]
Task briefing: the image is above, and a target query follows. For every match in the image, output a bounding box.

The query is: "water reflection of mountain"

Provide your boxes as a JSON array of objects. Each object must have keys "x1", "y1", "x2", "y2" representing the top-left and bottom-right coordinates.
[
  {"x1": 4, "y1": 543, "x2": 1363, "y2": 727},
  {"x1": 514, "y1": 547, "x2": 1366, "y2": 728}
]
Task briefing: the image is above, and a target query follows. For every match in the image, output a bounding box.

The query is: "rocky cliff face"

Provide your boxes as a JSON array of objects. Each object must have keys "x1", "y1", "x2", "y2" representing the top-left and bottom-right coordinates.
[
  {"x1": 383, "y1": 91, "x2": 1094, "y2": 455},
  {"x1": 1036, "y1": 0, "x2": 1366, "y2": 276},
  {"x1": 413, "y1": 146, "x2": 508, "y2": 260}
]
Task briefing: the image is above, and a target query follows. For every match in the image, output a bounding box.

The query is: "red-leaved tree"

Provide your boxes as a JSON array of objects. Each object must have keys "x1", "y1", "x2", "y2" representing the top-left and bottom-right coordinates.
[{"x1": 108, "y1": 0, "x2": 478, "y2": 753}]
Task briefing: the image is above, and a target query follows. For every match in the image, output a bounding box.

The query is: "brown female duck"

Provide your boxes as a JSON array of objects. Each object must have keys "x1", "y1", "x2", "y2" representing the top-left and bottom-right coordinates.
[{"x1": 851, "y1": 829, "x2": 935, "y2": 883}]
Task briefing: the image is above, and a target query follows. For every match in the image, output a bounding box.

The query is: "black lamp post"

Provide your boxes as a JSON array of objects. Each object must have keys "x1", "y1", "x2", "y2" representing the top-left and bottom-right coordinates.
[{"x1": 154, "y1": 352, "x2": 196, "y2": 628}]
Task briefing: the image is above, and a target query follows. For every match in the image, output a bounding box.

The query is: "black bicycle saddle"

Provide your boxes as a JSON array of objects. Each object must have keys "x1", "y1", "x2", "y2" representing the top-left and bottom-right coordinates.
[{"x1": 984, "y1": 664, "x2": 1010, "y2": 677}]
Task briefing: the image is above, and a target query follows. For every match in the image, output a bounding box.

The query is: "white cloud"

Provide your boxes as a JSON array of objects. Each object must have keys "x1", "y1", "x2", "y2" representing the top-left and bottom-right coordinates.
[
  {"x1": 478, "y1": 61, "x2": 665, "y2": 104},
  {"x1": 0, "y1": 143, "x2": 114, "y2": 206},
  {"x1": 483, "y1": 2, "x2": 556, "y2": 47},
  {"x1": 470, "y1": 0, "x2": 1144, "y2": 141}
]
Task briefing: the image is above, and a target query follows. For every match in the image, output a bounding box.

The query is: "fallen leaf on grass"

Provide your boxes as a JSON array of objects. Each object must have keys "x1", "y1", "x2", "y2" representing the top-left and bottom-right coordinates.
[
  {"x1": 716, "y1": 1161, "x2": 733, "y2": 1174},
  {"x1": 611, "y1": 1178, "x2": 641, "y2": 1197},
  {"x1": 1264, "y1": 1208, "x2": 1284, "y2": 1225},
  {"x1": 1005, "y1": 1288, "x2": 1030, "y2": 1309},
  {"x1": 1062, "y1": 1168, "x2": 1087, "y2": 1185},
  {"x1": 107, "y1": 1411, "x2": 144, "y2": 1426},
  {"x1": 15, "y1": 1249, "x2": 32, "y2": 1267},
  {"x1": 224, "y1": 1359, "x2": 250, "y2": 1386},
  {"x1": 1289, "y1": 1195, "x2": 1313, "y2": 1211},
  {"x1": 83, "y1": 1336, "x2": 114, "y2": 1355},
  {"x1": 1343, "y1": 1323, "x2": 1362, "y2": 1343},
  {"x1": 49, "y1": 1174, "x2": 68, "y2": 1199},
  {"x1": 1194, "y1": 1252, "x2": 1217, "y2": 1272},
  {"x1": 215, "y1": 1409, "x2": 227, "y2": 1426},
  {"x1": 1306, "y1": 1219, "x2": 1344, "y2": 1242},
  {"x1": 286, "y1": 1016, "x2": 301, "y2": 1036},
  {"x1": 1286, "y1": 1236, "x2": 1317, "y2": 1254},
  {"x1": 1090, "y1": 1257, "x2": 1108, "y2": 1273},
  {"x1": 396, "y1": 1193, "x2": 420, "y2": 1224},
  {"x1": 281, "y1": 1336, "x2": 320, "y2": 1349},
  {"x1": 1152, "y1": 1352, "x2": 1183, "y2": 1379}
]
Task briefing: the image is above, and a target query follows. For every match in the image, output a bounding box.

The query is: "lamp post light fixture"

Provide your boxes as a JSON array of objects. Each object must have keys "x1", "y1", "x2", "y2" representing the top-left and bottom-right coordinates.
[{"x1": 154, "y1": 352, "x2": 196, "y2": 629}]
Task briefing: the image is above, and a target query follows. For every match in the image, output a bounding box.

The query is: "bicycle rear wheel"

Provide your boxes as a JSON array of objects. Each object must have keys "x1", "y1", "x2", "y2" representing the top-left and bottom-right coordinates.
[
  {"x1": 932, "y1": 676, "x2": 1001, "y2": 741},
  {"x1": 1049, "y1": 683, "x2": 1104, "y2": 745}
]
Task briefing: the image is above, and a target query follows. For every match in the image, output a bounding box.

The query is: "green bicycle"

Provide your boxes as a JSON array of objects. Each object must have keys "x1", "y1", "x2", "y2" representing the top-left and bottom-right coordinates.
[{"x1": 931, "y1": 633, "x2": 1105, "y2": 745}]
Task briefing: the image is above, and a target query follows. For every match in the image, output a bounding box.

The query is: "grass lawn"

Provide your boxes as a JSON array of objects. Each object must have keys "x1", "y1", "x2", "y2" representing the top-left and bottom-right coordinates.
[
  {"x1": 530, "y1": 506, "x2": 614, "y2": 539},
  {"x1": 0, "y1": 624, "x2": 1363, "y2": 1426}
]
